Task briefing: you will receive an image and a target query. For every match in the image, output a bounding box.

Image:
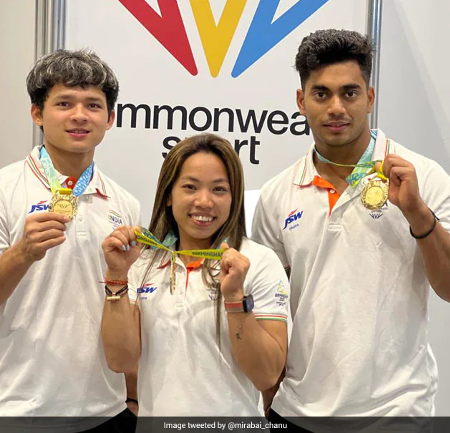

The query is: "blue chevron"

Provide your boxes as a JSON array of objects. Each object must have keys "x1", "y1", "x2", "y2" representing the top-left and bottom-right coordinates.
[{"x1": 232, "y1": 0, "x2": 330, "y2": 77}]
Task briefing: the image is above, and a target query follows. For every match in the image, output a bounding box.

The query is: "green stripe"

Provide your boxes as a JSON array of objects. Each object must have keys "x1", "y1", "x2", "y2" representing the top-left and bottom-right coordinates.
[{"x1": 27, "y1": 155, "x2": 48, "y2": 186}]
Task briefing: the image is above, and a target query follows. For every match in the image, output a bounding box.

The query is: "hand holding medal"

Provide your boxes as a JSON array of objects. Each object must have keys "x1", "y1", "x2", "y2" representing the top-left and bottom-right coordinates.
[
  {"x1": 377, "y1": 154, "x2": 424, "y2": 216},
  {"x1": 102, "y1": 226, "x2": 140, "y2": 278},
  {"x1": 134, "y1": 226, "x2": 225, "y2": 294},
  {"x1": 219, "y1": 242, "x2": 250, "y2": 302},
  {"x1": 19, "y1": 212, "x2": 69, "y2": 263}
]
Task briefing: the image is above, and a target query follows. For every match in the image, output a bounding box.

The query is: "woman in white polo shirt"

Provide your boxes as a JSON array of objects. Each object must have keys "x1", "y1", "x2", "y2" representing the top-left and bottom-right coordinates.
[{"x1": 101, "y1": 133, "x2": 288, "y2": 416}]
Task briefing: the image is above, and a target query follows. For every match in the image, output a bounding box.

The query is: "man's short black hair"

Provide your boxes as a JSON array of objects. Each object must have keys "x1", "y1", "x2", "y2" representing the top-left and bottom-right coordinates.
[
  {"x1": 295, "y1": 29, "x2": 373, "y2": 88},
  {"x1": 27, "y1": 49, "x2": 119, "y2": 117}
]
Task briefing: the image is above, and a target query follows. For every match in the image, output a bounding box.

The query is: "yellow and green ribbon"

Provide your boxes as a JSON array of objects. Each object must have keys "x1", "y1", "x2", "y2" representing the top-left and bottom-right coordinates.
[
  {"x1": 134, "y1": 226, "x2": 225, "y2": 294},
  {"x1": 314, "y1": 130, "x2": 383, "y2": 188}
]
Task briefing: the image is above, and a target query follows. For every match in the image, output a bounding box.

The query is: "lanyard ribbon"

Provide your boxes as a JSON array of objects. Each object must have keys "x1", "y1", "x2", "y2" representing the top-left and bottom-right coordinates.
[
  {"x1": 40, "y1": 146, "x2": 93, "y2": 196},
  {"x1": 135, "y1": 226, "x2": 225, "y2": 294},
  {"x1": 313, "y1": 130, "x2": 384, "y2": 187},
  {"x1": 135, "y1": 226, "x2": 225, "y2": 260}
]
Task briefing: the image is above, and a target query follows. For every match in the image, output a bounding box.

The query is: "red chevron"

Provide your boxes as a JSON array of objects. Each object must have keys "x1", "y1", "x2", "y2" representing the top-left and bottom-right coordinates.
[{"x1": 118, "y1": 0, "x2": 197, "y2": 75}]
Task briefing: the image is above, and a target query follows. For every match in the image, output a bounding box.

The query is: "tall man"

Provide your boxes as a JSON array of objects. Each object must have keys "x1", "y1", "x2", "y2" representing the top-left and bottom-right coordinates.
[
  {"x1": 0, "y1": 50, "x2": 140, "y2": 432},
  {"x1": 252, "y1": 29, "x2": 450, "y2": 431}
]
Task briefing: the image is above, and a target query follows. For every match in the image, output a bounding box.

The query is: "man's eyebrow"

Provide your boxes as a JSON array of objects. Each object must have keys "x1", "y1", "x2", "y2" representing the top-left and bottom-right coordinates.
[
  {"x1": 53, "y1": 95, "x2": 104, "y2": 103},
  {"x1": 310, "y1": 84, "x2": 362, "y2": 91},
  {"x1": 311, "y1": 85, "x2": 330, "y2": 91},
  {"x1": 342, "y1": 84, "x2": 362, "y2": 91}
]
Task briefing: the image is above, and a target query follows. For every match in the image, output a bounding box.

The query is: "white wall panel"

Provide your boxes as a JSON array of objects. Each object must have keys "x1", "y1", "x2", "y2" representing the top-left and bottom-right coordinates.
[
  {"x1": 378, "y1": 0, "x2": 450, "y2": 415},
  {"x1": 0, "y1": 0, "x2": 35, "y2": 168}
]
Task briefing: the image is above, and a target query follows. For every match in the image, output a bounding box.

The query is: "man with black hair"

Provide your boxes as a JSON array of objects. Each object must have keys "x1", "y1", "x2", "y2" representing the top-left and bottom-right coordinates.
[
  {"x1": 0, "y1": 50, "x2": 139, "y2": 432},
  {"x1": 253, "y1": 29, "x2": 450, "y2": 431}
]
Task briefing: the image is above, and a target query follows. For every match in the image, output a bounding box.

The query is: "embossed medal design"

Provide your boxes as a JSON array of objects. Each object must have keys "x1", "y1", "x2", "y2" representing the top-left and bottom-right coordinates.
[
  {"x1": 49, "y1": 190, "x2": 78, "y2": 219},
  {"x1": 361, "y1": 179, "x2": 389, "y2": 210}
]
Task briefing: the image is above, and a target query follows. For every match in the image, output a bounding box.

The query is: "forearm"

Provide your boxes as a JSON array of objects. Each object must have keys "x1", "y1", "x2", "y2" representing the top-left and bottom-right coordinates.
[
  {"x1": 407, "y1": 206, "x2": 450, "y2": 301},
  {"x1": 101, "y1": 275, "x2": 141, "y2": 373},
  {"x1": 227, "y1": 313, "x2": 285, "y2": 391},
  {"x1": 262, "y1": 367, "x2": 286, "y2": 414},
  {"x1": 0, "y1": 241, "x2": 33, "y2": 306},
  {"x1": 125, "y1": 364, "x2": 139, "y2": 415}
]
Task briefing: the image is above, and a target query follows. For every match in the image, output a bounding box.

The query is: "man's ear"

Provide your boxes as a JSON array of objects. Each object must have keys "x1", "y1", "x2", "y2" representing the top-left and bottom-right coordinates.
[
  {"x1": 296, "y1": 88, "x2": 306, "y2": 116},
  {"x1": 367, "y1": 86, "x2": 375, "y2": 114},
  {"x1": 31, "y1": 104, "x2": 43, "y2": 127},
  {"x1": 106, "y1": 110, "x2": 115, "y2": 130}
]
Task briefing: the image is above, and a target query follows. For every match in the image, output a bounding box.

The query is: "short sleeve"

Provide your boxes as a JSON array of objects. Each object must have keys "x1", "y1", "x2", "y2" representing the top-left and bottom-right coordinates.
[
  {"x1": 421, "y1": 161, "x2": 450, "y2": 233},
  {"x1": 244, "y1": 243, "x2": 289, "y2": 323},
  {"x1": 127, "y1": 251, "x2": 156, "y2": 304}
]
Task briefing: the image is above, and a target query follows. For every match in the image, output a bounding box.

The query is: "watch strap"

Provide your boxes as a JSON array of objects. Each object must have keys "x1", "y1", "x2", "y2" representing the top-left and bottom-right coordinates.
[{"x1": 224, "y1": 299, "x2": 245, "y2": 313}]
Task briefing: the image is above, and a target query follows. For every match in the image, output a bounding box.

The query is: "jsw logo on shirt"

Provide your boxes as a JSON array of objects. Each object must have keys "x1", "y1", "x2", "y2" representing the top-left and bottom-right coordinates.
[
  {"x1": 137, "y1": 285, "x2": 158, "y2": 294},
  {"x1": 283, "y1": 209, "x2": 303, "y2": 230},
  {"x1": 28, "y1": 200, "x2": 50, "y2": 214}
]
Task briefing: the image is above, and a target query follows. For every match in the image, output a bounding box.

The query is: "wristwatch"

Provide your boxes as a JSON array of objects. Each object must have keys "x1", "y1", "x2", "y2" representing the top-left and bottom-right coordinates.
[{"x1": 224, "y1": 294, "x2": 254, "y2": 313}]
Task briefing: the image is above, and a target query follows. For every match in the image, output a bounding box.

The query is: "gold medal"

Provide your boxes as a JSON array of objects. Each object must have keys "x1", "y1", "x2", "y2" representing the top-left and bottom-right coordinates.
[
  {"x1": 49, "y1": 189, "x2": 78, "y2": 219},
  {"x1": 361, "y1": 178, "x2": 389, "y2": 210}
]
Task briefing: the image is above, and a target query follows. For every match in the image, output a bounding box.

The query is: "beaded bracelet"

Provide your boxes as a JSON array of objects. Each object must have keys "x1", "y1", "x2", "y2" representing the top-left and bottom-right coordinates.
[{"x1": 103, "y1": 279, "x2": 128, "y2": 286}]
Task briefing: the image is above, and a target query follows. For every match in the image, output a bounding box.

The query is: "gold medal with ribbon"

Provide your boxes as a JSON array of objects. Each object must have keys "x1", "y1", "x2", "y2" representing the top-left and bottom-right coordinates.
[
  {"x1": 40, "y1": 146, "x2": 94, "y2": 220},
  {"x1": 49, "y1": 188, "x2": 78, "y2": 218},
  {"x1": 361, "y1": 162, "x2": 389, "y2": 210},
  {"x1": 135, "y1": 226, "x2": 225, "y2": 294}
]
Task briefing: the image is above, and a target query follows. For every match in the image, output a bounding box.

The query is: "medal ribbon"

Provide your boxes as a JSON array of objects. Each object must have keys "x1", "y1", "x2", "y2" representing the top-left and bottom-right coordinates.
[
  {"x1": 40, "y1": 146, "x2": 94, "y2": 197},
  {"x1": 135, "y1": 226, "x2": 225, "y2": 294},
  {"x1": 313, "y1": 130, "x2": 381, "y2": 187}
]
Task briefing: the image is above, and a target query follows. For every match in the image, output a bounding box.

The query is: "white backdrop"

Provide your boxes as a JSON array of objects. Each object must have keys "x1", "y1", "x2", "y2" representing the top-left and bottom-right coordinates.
[
  {"x1": 0, "y1": 0, "x2": 35, "y2": 168},
  {"x1": 377, "y1": 0, "x2": 450, "y2": 416},
  {"x1": 65, "y1": 0, "x2": 368, "y2": 224}
]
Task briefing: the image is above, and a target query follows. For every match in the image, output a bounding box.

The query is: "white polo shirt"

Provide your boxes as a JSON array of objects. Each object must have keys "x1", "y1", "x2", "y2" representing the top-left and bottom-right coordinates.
[
  {"x1": 128, "y1": 238, "x2": 289, "y2": 416},
  {"x1": 252, "y1": 130, "x2": 450, "y2": 424},
  {"x1": 0, "y1": 146, "x2": 140, "y2": 428}
]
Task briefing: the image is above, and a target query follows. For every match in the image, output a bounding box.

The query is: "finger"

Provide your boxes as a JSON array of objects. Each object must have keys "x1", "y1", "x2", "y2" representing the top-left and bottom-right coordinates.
[
  {"x1": 220, "y1": 255, "x2": 232, "y2": 274},
  {"x1": 220, "y1": 242, "x2": 229, "y2": 250},
  {"x1": 389, "y1": 167, "x2": 417, "y2": 186},
  {"x1": 28, "y1": 220, "x2": 68, "y2": 233},
  {"x1": 30, "y1": 229, "x2": 66, "y2": 244},
  {"x1": 115, "y1": 226, "x2": 138, "y2": 247},
  {"x1": 220, "y1": 248, "x2": 237, "y2": 267},
  {"x1": 107, "y1": 236, "x2": 131, "y2": 253},
  {"x1": 125, "y1": 226, "x2": 138, "y2": 246},
  {"x1": 384, "y1": 154, "x2": 414, "y2": 171},
  {"x1": 111, "y1": 230, "x2": 131, "y2": 251},
  {"x1": 389, "y1": 166, "x2": 415, "y2": 183},
  {"x1": 38, "y1": 235, "x2": 66, "y2": 252},
  {"x1": 31, "y1": 212, "x2": 71, "y2": 224},
  {"x1": 385, "y1": 154, "x2": 412, "y2": 165}
]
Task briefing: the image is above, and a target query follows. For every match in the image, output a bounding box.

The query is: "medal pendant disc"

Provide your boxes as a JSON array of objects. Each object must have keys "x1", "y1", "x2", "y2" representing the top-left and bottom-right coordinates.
[
  {"x1": 49, "y1": 191, "x2": 78, "y2": 219},
  {"x1": 361, "y1": 179, "x2": 389, "y2": 210}
]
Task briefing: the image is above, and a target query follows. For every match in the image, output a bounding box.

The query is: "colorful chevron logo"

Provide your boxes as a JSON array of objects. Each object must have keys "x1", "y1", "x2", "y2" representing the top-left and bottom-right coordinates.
[{"x1": 118, "y1": 0, "x2": 330, "y2": 77}]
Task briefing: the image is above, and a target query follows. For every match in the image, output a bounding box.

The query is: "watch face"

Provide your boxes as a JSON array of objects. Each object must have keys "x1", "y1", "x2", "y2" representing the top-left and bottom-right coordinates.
[{"x1": 243, "y1": 294, "x2": 254, "y2": 313}]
